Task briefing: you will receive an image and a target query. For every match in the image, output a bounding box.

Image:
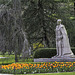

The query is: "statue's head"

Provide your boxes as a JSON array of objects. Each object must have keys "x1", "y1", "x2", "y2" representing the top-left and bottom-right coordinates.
[{"x1": 57, "y1": 19, "x2": 62, "y2": 25}]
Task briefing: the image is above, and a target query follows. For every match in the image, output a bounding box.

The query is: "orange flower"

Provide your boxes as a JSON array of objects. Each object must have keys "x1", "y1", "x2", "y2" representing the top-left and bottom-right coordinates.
[{"x1": 53, "y1": 66, "x2": 56, "y2": 68}]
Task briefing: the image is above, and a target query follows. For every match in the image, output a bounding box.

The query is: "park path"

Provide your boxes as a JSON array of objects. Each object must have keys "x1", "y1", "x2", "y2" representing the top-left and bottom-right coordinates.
[
  {"x1": 0, "y1": 57, "x2": 8, "y2": 58},
  {"x1": 0, "y1": 74, "x2": 14, "y2": 75}
]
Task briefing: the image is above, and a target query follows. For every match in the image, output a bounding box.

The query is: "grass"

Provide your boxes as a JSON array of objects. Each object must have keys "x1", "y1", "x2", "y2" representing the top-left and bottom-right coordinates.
[
  {"x1": 0, "y1": 54, "x2": 34, "y2": 65},
  {"x1": 0, "y1": 55, "x2": 15, "y2": 65},
  {"x1": 14, "y1": 72, "x2": 75, "y2": 75},
  {"x1": 0, "y1": 53, "x2": 45, "y2": 65}
]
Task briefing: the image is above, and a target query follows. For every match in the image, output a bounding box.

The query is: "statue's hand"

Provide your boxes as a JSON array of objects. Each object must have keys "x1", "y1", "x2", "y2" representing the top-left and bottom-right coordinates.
[
  {"x1": 60, "y1": 35, "x2": 63, "y2": 39},
  {"x1": 56, "y1": 35, "x2": 63, "y2": 41}
]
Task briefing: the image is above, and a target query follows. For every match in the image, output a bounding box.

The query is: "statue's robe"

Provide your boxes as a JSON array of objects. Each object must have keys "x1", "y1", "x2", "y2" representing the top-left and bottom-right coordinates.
[{"x1": 56, "y1": 24, "x2": 74, "y2": 57}]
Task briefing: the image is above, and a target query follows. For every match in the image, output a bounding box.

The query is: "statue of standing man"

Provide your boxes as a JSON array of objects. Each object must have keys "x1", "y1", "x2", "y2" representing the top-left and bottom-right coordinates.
[{"x1": 55, "y1": 19, "x2": 74, "y2": 58}]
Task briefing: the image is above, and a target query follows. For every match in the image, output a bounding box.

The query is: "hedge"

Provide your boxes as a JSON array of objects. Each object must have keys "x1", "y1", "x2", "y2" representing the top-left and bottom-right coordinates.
[
  {"x1": 72, "y1": 47, "x2": 75, "y2": 55},
  {"x1": 33, "y1": 48, "x2": 75, "y2": 58},
  {"x1": 33, "y1": 48, "x2": 56, "y2": 58}
]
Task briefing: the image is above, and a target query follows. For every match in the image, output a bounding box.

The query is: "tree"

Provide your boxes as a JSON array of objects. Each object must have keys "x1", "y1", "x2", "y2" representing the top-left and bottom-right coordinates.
[
  {"x1": 22, "y1": 0, "x2": 75, "y2": 49},
  {"x1": 0, "y1": 0, "x2": 30, "y2": 61},
  {"x1": 22, "y1": 0, "x2": 58, "y2": 49}
]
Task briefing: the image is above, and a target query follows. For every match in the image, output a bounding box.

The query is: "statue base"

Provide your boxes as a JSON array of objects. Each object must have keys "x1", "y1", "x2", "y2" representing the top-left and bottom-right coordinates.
[
  {"x1": 34, "y1": 56, "x2": 75, "y2": 62},
  {"x1": 52, "y1": 54, "x2": 75, "y2": 58}
]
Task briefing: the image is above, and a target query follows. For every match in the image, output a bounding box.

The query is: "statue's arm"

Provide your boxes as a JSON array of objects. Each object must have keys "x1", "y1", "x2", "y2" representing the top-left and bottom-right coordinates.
[
  {"x1": 56, "y1": 26, "x2": 65, "y2": 41},
  {"x1": 56, "y1": 35, "x2": 63, "y2": 41},
  {"x1": 60, "y1": 25, "x2": 65, "y2": 39}
]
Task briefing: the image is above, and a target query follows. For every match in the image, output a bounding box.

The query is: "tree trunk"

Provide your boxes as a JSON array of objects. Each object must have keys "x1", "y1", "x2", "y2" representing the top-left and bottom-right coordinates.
[{"x1": 74, "y1": 1, "x2": 75, "y2": 16}]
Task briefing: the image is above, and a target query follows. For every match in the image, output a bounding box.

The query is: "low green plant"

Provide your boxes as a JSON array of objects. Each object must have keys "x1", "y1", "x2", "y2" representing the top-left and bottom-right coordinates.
[
  {"x1": 33, "y1": 48, "x2": 75, "y2": 58},
  {"x1": 34, "y1": 48, "x2": 56, "y2": 58},
  {"x1": 71, "y1": 47, "x2": 75, "y2": 55}
]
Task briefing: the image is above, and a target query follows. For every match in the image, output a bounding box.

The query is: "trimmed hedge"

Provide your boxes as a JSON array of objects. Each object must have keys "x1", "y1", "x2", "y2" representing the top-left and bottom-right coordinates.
[
  {"x1": 34, "y1": 48, "x2": 75, "y2": 58},
  {"x1": 33, "y1": 48, "x2": 56, "y2": 58},
  {"x1": 72, "y1": 47, "x2": 75, "y2": 55}
]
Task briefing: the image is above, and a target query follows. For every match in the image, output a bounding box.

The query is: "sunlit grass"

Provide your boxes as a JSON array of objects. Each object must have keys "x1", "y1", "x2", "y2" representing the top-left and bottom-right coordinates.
[
  {"x1": 15, "y1": 72, "x2": 75, "y2": 75},
  {"x1": 0, "y1": 54, "x2": 34, "y2": 65}
]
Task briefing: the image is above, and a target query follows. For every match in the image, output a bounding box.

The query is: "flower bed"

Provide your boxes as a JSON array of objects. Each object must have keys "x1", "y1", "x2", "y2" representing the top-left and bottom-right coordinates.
[{"x1": 0, "y1": 61, "x2": 75, "y2": 74}]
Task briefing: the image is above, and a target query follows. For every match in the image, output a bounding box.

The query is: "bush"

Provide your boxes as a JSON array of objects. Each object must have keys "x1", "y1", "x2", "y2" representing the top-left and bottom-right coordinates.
[
  {"x1": 33, "y1": 48, "x2": 56, "y2": 58},
  {"x1": 71, "y1": 47, "x2": 75, "y2": 55},
  {"x1": 33, "y1": 47, "x2": 75, "y2": 58}
]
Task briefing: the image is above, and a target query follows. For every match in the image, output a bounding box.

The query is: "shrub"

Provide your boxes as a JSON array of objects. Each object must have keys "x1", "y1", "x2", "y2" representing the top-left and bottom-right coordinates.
[
  {"x1": 33, "y1": 48, "x2": 56, "y2": 58},
  {"x1": 71, "y1": 47, "x2": 75, "y2": 55},
  {"x1": 33, "y1": 47, "x2": 75, "y2": 58}
]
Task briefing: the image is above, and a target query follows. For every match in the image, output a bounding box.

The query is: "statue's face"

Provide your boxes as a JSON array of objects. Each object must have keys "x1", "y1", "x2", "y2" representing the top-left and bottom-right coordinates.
[{"x1": 57, "y1": 19, "x2": 61, "y2": 25}]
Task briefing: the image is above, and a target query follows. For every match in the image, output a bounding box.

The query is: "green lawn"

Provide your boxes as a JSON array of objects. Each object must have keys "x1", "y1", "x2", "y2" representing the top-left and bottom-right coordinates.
[
  {"x1": 0, "y1": 54, "x2": 15, "y2": 65},
  {"x1": 14, "y1": 72, "x2": 75, "y2": 75},
  {"x1": 0, "y1": 54, "x2": 34, "y2": 65}
]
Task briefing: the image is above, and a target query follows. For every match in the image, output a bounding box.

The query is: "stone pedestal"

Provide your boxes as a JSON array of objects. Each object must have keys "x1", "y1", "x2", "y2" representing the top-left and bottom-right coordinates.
[{"x1": 34, "y1": 57, "x2": 75, "y2": 62}]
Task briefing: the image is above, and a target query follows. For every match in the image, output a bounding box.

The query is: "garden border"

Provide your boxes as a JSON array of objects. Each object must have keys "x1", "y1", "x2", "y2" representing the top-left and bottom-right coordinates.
[{"x1": 34, "y1": 57, "x2": 75, "y2": 62}]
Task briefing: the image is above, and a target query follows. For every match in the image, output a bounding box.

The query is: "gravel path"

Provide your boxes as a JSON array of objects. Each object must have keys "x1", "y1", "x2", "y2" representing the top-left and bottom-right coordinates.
[
  {"x1": 0, "y1": 74, "x2": 13, "y2": 75},
  {"x1": 0, "y1": 57, "x2": 9, "y2": 58}
]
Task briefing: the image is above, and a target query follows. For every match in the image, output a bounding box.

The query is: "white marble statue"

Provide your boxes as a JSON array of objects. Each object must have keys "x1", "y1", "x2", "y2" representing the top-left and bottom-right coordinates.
[{"x1": 55, "y1": 19, "x2": 74, "y2": 57}]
